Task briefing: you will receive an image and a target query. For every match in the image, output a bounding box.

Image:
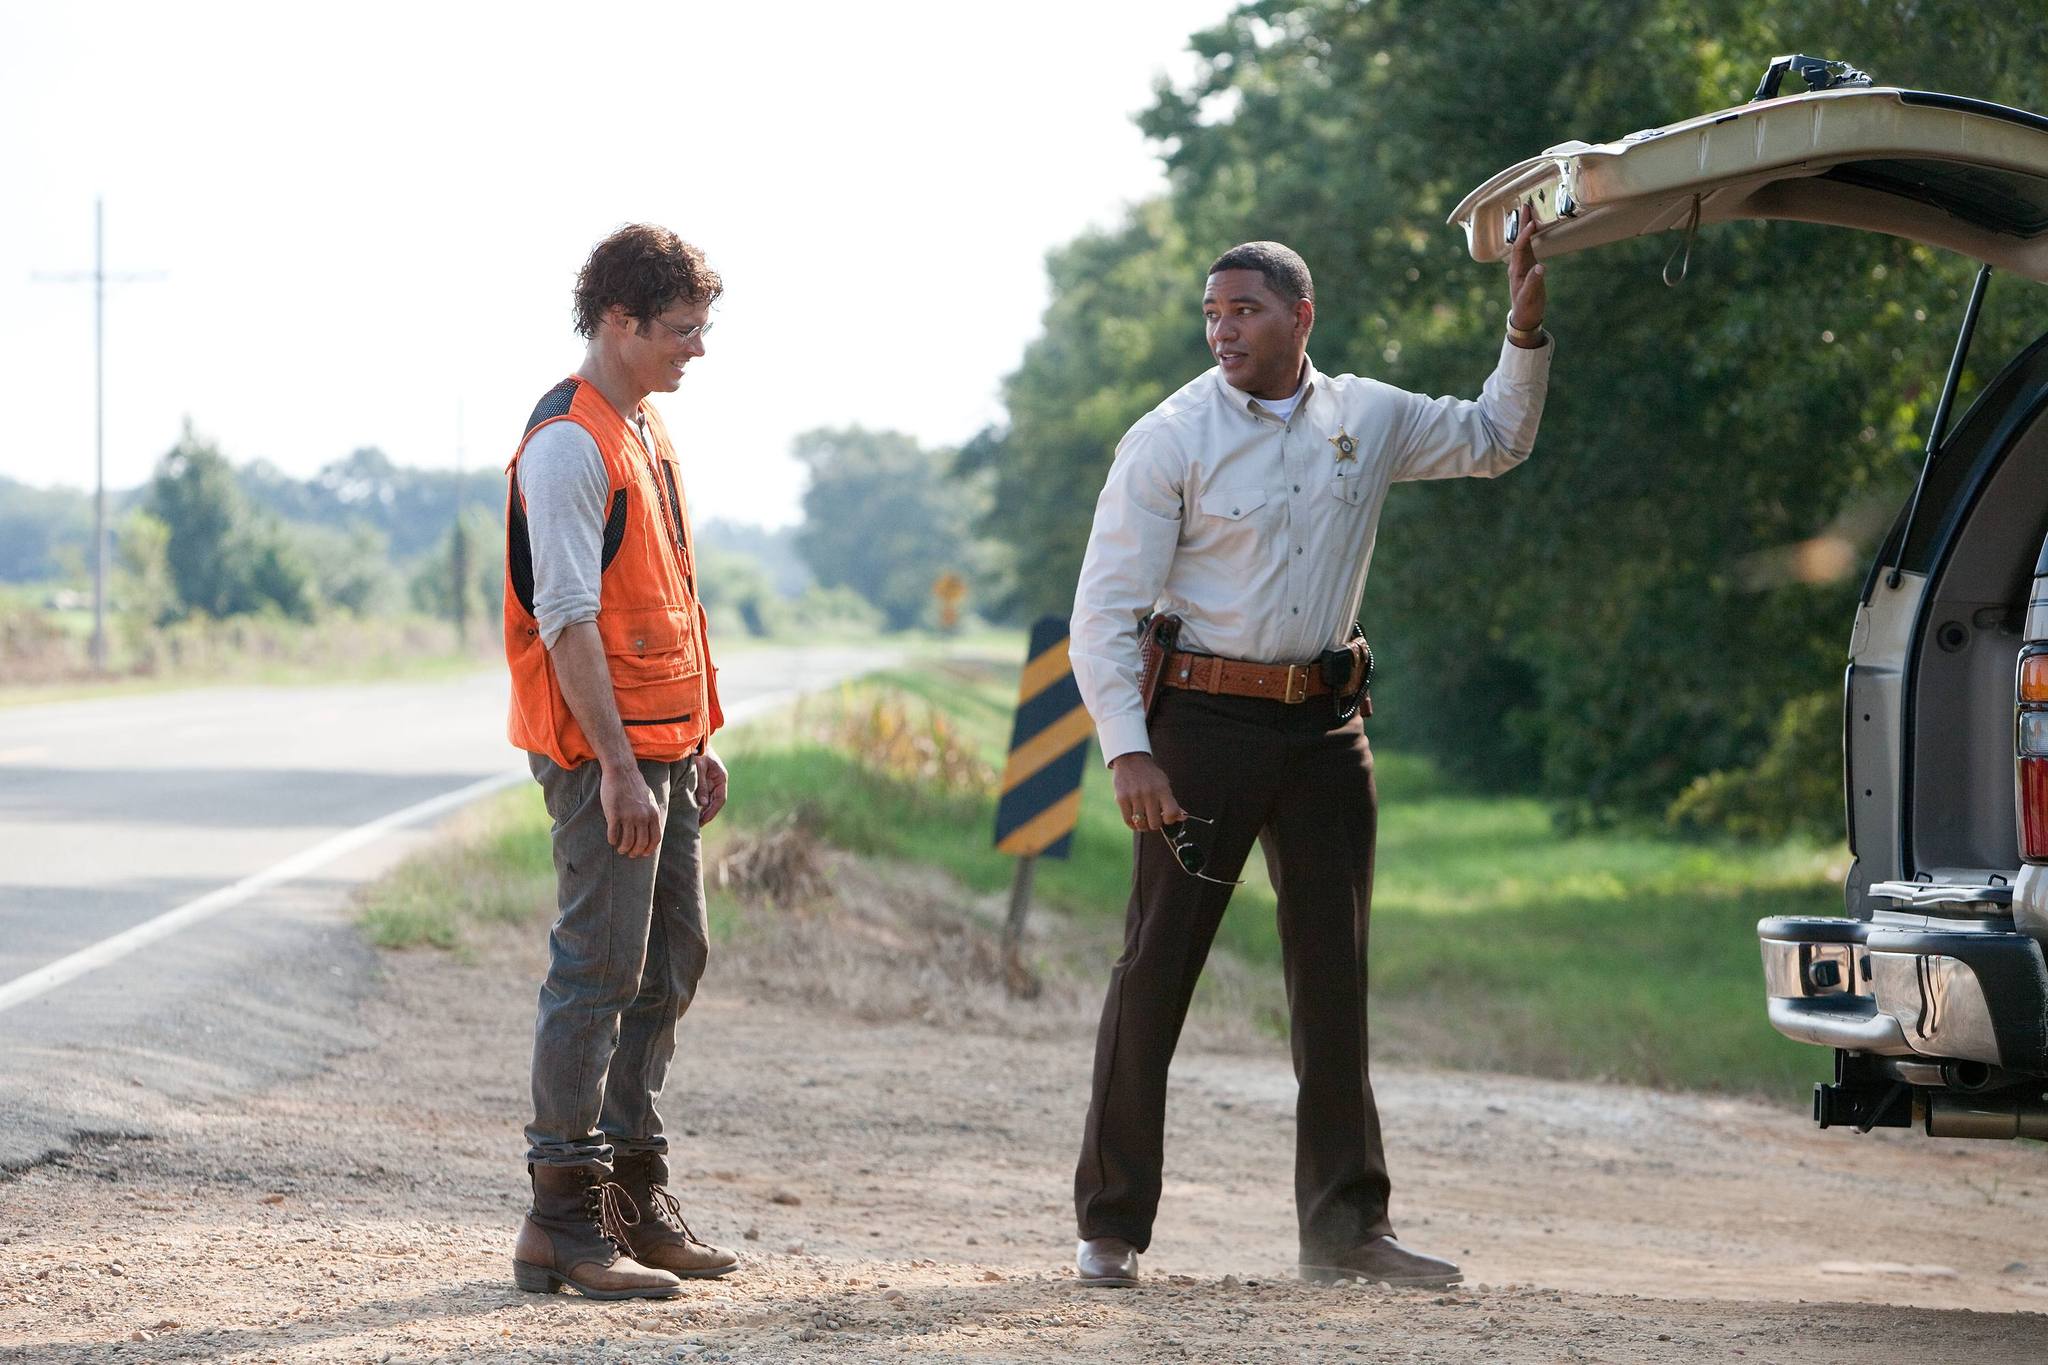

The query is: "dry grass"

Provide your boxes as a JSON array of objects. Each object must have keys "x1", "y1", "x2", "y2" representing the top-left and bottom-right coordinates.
[
  {"x1": 811, "y1": 690, "x2": 998, "y2": 798},
  {"x1": 714, "y1": 809, "x2": 833, "y2": 909},
  {"x1": 708, "y1": 835, "x2": 1280, "y2": 1052},
  {"x1": 0, "y1": 602, "x2": 488, "y2": 701}
]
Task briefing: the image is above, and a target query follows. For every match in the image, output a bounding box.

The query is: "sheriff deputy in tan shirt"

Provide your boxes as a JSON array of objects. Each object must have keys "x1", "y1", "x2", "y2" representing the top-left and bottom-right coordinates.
[{"x1": 1067, "y1": 223, "x2": 1551, "y2": 1290}]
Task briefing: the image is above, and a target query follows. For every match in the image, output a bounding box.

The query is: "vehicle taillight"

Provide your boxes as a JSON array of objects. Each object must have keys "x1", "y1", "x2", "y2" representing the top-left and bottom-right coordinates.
[
  {"x1": 2024, "y1": 652, "x2": 2048, "y2": 703},
  {"x1": 2022, "y1": 646, "x2": 2048, "y2": 863}
]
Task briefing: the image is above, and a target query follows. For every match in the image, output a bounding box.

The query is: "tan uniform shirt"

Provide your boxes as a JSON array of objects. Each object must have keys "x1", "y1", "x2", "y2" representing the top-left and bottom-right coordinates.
[{"x1": 1070, "y1": 336, "x2": 1553, "y2": 763}]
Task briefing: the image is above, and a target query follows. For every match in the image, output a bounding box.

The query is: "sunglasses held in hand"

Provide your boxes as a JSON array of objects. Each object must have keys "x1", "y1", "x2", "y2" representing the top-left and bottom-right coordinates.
[{"x1": 1161, "y1": 814, "x2": 1243, "y2": 886}]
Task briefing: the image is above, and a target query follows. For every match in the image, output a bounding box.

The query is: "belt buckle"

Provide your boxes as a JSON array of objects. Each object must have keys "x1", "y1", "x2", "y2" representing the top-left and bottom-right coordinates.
[{"x1": 1282, "y1": 663, "x2": 1309, "y2": 704}]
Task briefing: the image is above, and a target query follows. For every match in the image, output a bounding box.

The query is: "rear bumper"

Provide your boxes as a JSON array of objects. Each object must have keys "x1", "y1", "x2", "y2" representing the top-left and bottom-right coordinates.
[{"x1": 1757, "y1": 915, "x2": 2048, "y2": 1071}]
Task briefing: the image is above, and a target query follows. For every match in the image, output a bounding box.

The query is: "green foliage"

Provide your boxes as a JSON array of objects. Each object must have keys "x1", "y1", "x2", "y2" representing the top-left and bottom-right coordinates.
[
  {"x1": 979, "y1": 0, "x2": 2048, "y2": 831},
  {"x1": 292, "y1": 523, "x2": 403, "y2": 617},
  {"x1": 146, "y1": 427, "x2": 318, "y2": 622},
  {"x1": 242, "y1": 446, "x2": 505, "y2": 561},
  {"x1": 409, "y1": 505, "x2": 504, "y2": 630},
  {"x1": 0, "y1": 477, "x2": 94, "y2": 583},
  {"x1": 111, "y1": 510, "x2": 177, "y2": 631},
  {"x1": 148, "y1": 429, "x2": 243, "y2": 617},
  {"x1": 698, "y1": 519, "x2": 813, "y2": 597},
  {"x1": 779, "y1": 583, "x2": 885, "y2": 636},
  {"x1": 793, "y1": 427, "x2": 995, "y2": 630},
  {"x1": 696, "y1": 548, "x2": 891, "y2": 640},
  {"x1": 961, "y1": 201, "x2": 1213, "y2": 620},
  {"x1": 697, "y1": 545, "x2": 782, "y2": 637},
  {"x1": 1668, "y1": 689, "x2": 1844, "y2": 839}
]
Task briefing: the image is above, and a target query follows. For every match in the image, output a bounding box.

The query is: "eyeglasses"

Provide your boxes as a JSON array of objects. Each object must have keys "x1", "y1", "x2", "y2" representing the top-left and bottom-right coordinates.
[
  {"x1": 649, "y1": 315, "x2": 714, "y2": 344},
  {"x1": 1160, "y1": 814, "x2": 1243, "y2": 886}
]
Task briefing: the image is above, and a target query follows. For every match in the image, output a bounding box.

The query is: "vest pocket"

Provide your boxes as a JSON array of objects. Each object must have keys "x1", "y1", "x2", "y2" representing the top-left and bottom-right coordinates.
[{"x1": 601, "y1": 606, "x2": 700, "y2": 684}]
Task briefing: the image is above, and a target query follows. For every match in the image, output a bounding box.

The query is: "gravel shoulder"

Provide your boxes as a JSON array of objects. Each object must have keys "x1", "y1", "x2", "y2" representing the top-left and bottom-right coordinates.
[{"x1": 2, "y1": 850, "x2": 2045, "y2": 1364}]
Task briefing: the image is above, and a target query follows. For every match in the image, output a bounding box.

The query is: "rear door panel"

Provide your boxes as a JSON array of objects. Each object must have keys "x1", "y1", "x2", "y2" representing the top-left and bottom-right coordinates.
[{"x1": 1450, "y1": 89, "x2": 2048, "y2": 281}]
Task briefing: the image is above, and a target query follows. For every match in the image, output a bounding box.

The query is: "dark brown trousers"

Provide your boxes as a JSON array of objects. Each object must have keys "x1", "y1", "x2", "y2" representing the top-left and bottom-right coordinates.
[{"x1": 1074, "y1": 687, "x2": 1392, "y2": 1260}]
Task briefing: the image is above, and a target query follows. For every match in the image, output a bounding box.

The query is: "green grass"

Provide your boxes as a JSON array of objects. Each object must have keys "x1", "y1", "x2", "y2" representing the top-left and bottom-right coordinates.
[
  {"x1": 361, "y1": 655, "x2": 1839, "y2": 1097},
  {"x1": 1363, "y1": 773, "x2": 1838, "y2": 1093},
  {"x1": 0, "y1": 607, "x2": 500, "y2": 709},
  {"x1": 357, "y1": 780, "x2": 762, "y2": 955},
  {"x1": 722, "y1": 662, "x2": 1837, "y2": 1097},
  {"x1": 358, "y1": 793, "x2": 560, "y2": 951}
]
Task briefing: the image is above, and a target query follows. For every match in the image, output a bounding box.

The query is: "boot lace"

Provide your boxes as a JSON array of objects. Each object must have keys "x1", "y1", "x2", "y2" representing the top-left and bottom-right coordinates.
[
  {"x1": 642, "y1": 1180, "x2": 704, "y2": 1244},
  {"x1": 584, "y1": 1179, "x2": 642, "y2": 1255}
]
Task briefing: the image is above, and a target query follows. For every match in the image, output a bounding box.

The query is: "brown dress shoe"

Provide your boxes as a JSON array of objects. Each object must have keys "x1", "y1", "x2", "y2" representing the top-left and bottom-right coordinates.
[
  {"x1": 612, "y1": 1152, "x2": 739, "y2": 1279},
  {"x1": 1075, "y1": 1236, "x2": 1140, "y2": 1287},
  {"x1": 513, "y1": 1162, "x2": 683, "y2": 1299},
  {"x1": 1300, "y1": 1235, "x2": 1462, "y2": 1288}
]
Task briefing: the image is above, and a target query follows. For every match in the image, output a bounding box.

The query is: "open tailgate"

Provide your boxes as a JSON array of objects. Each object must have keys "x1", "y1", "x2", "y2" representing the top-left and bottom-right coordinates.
[{"x1": 1450, "y1": 87, "x2": 2048, "y2": 282}]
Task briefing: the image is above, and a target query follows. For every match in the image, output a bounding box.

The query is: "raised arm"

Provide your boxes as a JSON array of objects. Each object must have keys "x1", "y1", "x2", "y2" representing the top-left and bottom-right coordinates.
[{"x1": 1392, "y1": 199, "x2": 1554, "y2": 483}]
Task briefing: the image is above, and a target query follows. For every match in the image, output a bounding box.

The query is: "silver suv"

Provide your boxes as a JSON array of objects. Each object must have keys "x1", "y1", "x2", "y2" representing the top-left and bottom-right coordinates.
[{"x1": 1451, "y1": 56, "x2": 2048, "y2": 1140}]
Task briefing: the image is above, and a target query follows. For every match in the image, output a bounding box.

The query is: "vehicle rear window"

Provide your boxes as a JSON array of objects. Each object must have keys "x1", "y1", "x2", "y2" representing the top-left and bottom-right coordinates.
[{"x1": 1820, "y1": 158, "x2": 2048, "y2": 238}]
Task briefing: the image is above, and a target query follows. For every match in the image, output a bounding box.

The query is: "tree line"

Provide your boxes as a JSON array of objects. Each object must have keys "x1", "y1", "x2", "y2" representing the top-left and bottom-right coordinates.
[
  {"x1": 963, "y1": 0, "x2": 2048, "y2": 836},
  {"x1": 3, "y1": 420, "x2": 1005, "y2": 648}
]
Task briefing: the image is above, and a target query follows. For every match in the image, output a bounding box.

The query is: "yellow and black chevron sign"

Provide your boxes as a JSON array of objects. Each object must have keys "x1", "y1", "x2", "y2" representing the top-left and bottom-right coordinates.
[{"x1": 993, "y1": 616, "x2": 1094, "y2": 859}]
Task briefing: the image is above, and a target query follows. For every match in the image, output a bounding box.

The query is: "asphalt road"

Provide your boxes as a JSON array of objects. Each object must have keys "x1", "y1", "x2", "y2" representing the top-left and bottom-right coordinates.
[{"x1": 0, "y1": 645, "x2": 892, "y2": 1170}]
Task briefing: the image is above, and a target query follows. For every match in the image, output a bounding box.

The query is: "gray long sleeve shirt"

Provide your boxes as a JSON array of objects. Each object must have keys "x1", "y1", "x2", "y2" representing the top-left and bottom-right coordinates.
[{"x1": 517, "y1": 411, "x2": 651, "y2": 648}]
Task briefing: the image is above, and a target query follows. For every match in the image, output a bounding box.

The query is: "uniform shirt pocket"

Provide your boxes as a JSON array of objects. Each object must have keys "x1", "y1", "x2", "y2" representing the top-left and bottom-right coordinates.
[
  {"x1": 1196, "y1": 485, "x2": 1271, "y2": 521},
  {"x1": 1328, "y1": 464, "x2": 1369, "y2": 506}
]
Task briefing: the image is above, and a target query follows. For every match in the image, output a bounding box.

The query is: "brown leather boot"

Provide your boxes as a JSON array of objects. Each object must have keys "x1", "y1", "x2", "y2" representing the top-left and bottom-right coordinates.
[
  {"x1": 513, "y1": 1162, "x2": 683, "y2": 1299},
  {"x1": 611, "y1": 1152, "x2": 739, "y2": 1279}
]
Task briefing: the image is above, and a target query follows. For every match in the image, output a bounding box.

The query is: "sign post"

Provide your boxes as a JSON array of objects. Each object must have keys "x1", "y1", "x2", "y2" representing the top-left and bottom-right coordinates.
[
  {"x1": 992, "y1": 616, "x2": 1093, "y2": 997},
  {"x1": 932, "y1": 571, "x2": 968, "y2": 632}
]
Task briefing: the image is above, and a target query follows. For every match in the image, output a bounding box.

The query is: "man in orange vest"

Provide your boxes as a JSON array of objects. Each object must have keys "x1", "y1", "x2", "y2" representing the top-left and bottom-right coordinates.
[{"x1": 503, "y1": 224, "x2": 738, "y2": 1299}]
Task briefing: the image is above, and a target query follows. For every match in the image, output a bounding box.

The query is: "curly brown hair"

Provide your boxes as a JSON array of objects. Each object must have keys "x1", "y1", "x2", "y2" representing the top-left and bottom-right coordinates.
[{"x1": 573, "y1": 224, "x2": 724, "y2": 339}]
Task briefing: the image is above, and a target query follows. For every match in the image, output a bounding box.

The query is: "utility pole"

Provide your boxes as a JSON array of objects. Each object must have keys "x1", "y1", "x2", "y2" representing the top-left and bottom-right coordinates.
[
  {"x1": 35, "y1": 199, "x2": 163, "y2": 673},
  {"x1": 452, "y1": 400, "x2": 469, "y2": 647}
]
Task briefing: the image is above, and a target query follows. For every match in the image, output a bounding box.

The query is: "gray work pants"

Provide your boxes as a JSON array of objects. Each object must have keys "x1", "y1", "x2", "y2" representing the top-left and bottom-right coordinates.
[{"x1": 524, "y1": 752, "x2": 709, "y2": 1168}]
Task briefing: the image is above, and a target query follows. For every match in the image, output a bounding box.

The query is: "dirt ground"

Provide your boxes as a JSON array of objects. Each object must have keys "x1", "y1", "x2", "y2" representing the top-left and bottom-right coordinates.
[{"x1": 3, "y1": 850, "x2": 2046, "y2": 1364}]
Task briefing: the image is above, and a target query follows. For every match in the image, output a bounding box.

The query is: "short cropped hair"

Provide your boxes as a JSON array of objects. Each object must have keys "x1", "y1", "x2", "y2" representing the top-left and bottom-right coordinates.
[
  {"x1": 573, "y1": 224, "x2": 724, "y2": 338},
  {"x1": 1208, "y1": 241, "x2": 1315, "y2": 307}
]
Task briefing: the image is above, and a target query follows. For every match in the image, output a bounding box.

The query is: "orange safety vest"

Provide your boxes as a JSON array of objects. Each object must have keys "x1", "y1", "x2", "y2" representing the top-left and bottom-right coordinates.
[{"x1": 503, "y1": 375, "x2": 722, "y2": 769}]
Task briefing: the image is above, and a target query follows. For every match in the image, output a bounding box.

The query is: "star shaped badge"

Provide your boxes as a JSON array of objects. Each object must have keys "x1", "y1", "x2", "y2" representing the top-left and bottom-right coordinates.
[{"x1": 1328, "y1": 427, "x2": 1358, "y2": 462}]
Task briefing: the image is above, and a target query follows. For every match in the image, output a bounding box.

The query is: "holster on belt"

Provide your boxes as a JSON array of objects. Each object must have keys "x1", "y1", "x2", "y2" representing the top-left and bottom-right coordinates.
[
  {"x1": 1324, "y1": 633, "x2": 1374, "y2": 720},
  {"x1": 1137, "y1": 613, "x2": 1183, "y2": 719}
]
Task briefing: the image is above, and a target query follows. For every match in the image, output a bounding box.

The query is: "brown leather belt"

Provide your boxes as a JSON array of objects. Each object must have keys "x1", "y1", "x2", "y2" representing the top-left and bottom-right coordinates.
[{"x1": 1162, "y1": 648, "x2": 1353, "y2": 705}]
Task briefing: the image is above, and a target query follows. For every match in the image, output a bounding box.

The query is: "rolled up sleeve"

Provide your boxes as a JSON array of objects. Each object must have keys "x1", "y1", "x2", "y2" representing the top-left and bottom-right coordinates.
[
  {"x1": 516, "y1": 421, "x2": 608, "y2": 649},
  {"x1": 1069, "y1": 428, "x2": 1183, "y2": 764},
  {"x1": 1390, "y1": 332, "x2": 1553, "y2": 483}
]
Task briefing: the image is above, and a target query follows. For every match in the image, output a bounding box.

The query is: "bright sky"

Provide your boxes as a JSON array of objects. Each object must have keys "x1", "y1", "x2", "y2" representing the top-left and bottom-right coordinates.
[{"x1": 1, "y1": 0, "x2": 1237, "y2": 528}]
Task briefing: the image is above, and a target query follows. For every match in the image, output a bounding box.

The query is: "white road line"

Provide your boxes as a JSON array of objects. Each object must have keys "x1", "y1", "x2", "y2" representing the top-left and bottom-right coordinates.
[
  {"x1": 0, "y1": 768, "x2": 527, "y2": 1016},
  {"x1": 0, "y1": 682, "x2": 831, "y2": 1017}
]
